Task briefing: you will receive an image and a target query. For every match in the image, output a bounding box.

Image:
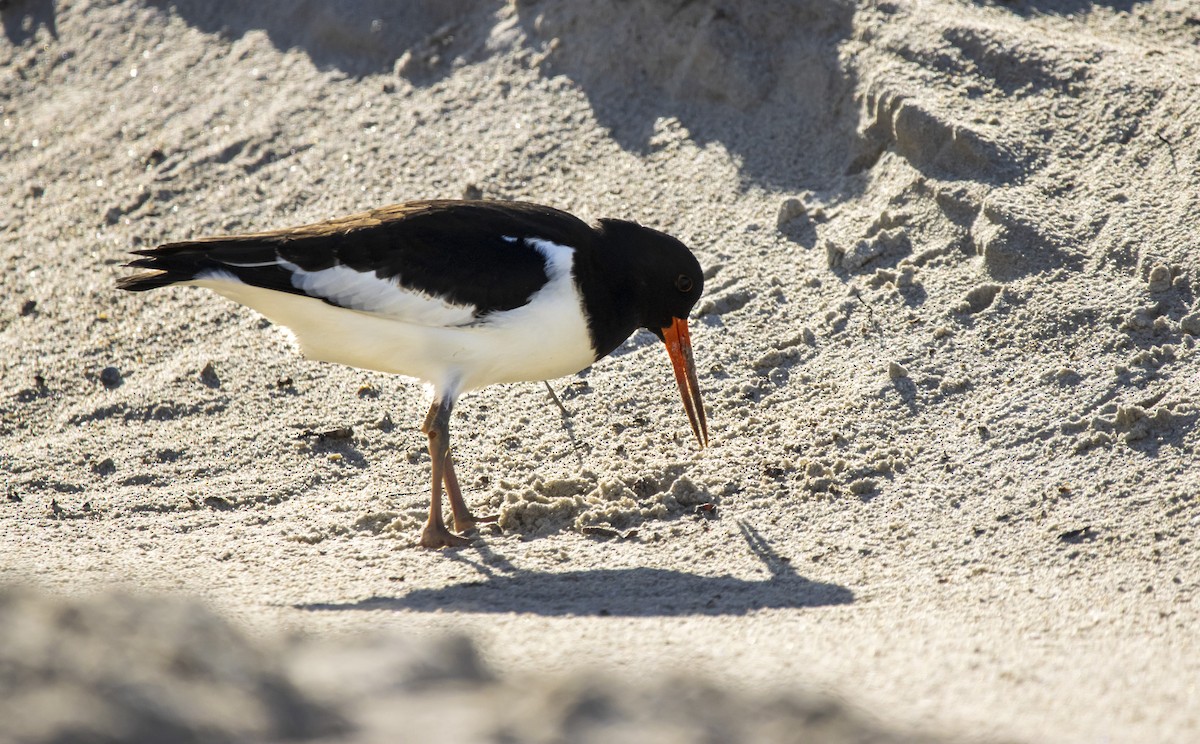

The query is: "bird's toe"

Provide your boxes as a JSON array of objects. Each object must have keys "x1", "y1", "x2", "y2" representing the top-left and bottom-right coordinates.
[
  {"x1": 420, "y1": 522, "x2": 472, "y2": 549},
  {"x1": 453, "y1": 512, "x2": 499, "y2": 534}
]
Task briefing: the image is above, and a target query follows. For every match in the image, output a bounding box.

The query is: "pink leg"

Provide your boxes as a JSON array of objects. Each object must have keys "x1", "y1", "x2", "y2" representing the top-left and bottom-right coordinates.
[
  {"x1": 418, "y1": 399, "x2": 469, "y2": 549},
  {"x1": 445, "y1": 453, "x2": 498, "y2": 534}
]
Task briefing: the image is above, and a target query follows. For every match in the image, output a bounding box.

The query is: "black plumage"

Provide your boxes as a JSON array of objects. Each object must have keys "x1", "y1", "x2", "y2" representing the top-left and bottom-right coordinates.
[{"x1": 120, "y1": 200, "x2": 604, "y2": 320}]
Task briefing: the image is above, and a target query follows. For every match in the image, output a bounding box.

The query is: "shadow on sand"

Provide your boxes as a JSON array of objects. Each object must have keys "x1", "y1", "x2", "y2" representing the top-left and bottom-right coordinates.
[
  {"x1": 971, "y1": 0, "x2": 1148, "y2": 14},
  {"x1": 296, "y1": 523, "x2": 853, "y2": 617},
  {"x1": 143, "y1": 0, "x2": 483, "y2": 78},
  {"x1": 145, "y1": 0, "x2": 867, "y2": 194}
]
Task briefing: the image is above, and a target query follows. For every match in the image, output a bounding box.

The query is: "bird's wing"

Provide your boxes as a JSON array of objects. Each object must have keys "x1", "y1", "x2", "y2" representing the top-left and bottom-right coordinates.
[{"x1": 120, "y1": 200, "x2": 597, "y2": 326}]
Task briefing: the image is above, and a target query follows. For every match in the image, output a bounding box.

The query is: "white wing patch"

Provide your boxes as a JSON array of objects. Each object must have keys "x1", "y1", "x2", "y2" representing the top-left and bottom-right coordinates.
[
  {"x1": 195, "y1": 268, "x2": 244, "y2": 284},
  {"x1": 218, "y1": 259, "x2": 286, "y2": 268},
  {"x1": 524, "y1": 237, "x2": 576, "y2": 293},
  {"x1": 280, "y1": 261, "x2": 478, "y2": 327}
]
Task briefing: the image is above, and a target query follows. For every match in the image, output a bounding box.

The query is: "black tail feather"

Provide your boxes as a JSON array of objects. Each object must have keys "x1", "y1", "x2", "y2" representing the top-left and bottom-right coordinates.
[
  {"x1": 116, "y1": 269, "x2": 189, "y2": 292},
  {"x1": 116, "y1": 238, "x2": 298, "y2": 295},
  {"x1": 116, "y1": 244, "x2": 216, "y2": 291}
]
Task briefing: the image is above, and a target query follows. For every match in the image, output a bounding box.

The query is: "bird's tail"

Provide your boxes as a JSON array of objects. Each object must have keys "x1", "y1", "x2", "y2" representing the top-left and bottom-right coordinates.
[
  {"x1": 115, "y1": 266, "x2": 186, "y2": 291},
  {"x1": 116, "y1": 237, "x2": 275, "y2": 292}
]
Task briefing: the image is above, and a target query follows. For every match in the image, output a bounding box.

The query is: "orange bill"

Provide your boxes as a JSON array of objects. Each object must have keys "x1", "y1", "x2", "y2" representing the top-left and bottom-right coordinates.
[{"x1": 661, "y1": 317, "x2": 709, "y2": 448}]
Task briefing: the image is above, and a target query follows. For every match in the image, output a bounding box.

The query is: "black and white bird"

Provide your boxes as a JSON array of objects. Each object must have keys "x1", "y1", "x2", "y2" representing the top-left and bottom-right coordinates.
[{"x1": 119, "y1": 200, "x2": 708, "y2": 548}]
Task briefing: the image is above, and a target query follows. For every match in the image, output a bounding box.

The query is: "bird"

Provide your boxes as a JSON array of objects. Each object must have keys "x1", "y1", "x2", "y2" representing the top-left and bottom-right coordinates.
[{"x1": 118, "y1": 199, "x2": 709, "y2": 549}]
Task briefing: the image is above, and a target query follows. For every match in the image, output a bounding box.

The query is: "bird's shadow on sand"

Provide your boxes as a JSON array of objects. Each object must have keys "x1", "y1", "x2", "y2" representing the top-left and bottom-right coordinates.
[{"x1": 296, "y1": 523, "x2": 853, "y2": 617}]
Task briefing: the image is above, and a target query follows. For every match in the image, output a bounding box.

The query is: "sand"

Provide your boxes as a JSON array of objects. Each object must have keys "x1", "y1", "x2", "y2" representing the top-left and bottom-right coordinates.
[{"x1": 1, "y1": 1, "x2": 1198, "y2": 741}]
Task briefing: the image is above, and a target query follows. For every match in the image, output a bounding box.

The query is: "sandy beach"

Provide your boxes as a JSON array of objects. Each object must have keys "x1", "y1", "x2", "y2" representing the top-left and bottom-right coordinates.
[{"x1": 2, "y1": 1, "x2": 1198, "y2": 741}]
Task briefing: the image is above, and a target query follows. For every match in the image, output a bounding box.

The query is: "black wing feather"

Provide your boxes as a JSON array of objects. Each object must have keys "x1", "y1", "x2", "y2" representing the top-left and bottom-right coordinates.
[{"x1": 118, "y1": 200, "x2": 598, "y2": 317}]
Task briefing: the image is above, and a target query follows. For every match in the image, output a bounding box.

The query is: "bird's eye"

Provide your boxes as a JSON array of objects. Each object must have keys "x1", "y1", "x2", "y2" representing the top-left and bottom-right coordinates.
[{"x1": 675, "y1": 274, "x2": 693, "y2": 293}]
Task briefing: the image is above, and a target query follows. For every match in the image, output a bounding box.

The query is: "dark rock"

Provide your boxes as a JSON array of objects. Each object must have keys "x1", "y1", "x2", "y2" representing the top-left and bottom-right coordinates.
[{"x1": 99, "y1": 367, "x2": 122, "y2": 389}]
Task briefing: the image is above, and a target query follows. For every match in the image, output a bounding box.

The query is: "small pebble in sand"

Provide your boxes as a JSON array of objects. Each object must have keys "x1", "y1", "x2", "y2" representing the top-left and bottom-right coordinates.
[
  {"x1": 317, "y1": 427, "x2": 354, "y2": 441},
  {"x1": 776, "y1": 197, "x2": 806, "y2": 228},
  {"x1": 200, "y1": 361, "x2": 220, "y2": 388},
  {"x1": 581, "y1": 525, "x2": 639, "y2": 540},
  {"x1": 888, "y1": 361, "x2": 908, "y2": 379},
  {"x1": 99, "y1": 366, "x2": 122, "y2": 388},
  {"x1": 91, "y1": 458, "x2": 116, "y2": 476}
]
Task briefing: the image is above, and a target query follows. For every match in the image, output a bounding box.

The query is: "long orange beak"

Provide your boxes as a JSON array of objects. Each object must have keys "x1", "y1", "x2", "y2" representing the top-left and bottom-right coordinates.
[{"x1": 661, "y1": 317, "x2": 709, "y2": 448}]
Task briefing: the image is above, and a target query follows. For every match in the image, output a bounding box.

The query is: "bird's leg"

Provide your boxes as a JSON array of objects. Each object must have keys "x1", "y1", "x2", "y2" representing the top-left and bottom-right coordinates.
[
  {"x1": 419, "y1": 398, "x2": 470, "y2": 549},
  {"x1": 444, "y1": 452, "x2": 498, "y2": 534}
]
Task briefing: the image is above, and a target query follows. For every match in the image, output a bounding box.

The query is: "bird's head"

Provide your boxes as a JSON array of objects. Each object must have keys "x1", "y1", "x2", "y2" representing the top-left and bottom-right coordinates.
[{"x1": 599, "y1": 219, "x2": 708, "y2": 448}]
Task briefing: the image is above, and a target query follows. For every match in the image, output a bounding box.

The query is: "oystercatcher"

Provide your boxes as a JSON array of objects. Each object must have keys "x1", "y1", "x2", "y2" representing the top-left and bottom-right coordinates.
[{"x1": 119, "y1": 200, "x2": 708, "y2": 548}]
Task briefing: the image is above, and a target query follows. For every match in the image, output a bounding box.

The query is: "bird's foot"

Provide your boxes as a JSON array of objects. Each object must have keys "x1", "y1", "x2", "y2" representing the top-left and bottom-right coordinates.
[
  {"x1": 420, "y1": 521, "x2": 472, "y2": 549},
  {"x1": 453, "y1": 512, "x2": 499, "y2": 534}
]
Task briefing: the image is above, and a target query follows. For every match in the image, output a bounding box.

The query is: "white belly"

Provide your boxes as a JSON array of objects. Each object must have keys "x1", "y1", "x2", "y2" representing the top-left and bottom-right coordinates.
[{"x1": 191, "y1": 270, "x2": 596, "y2": 398}]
